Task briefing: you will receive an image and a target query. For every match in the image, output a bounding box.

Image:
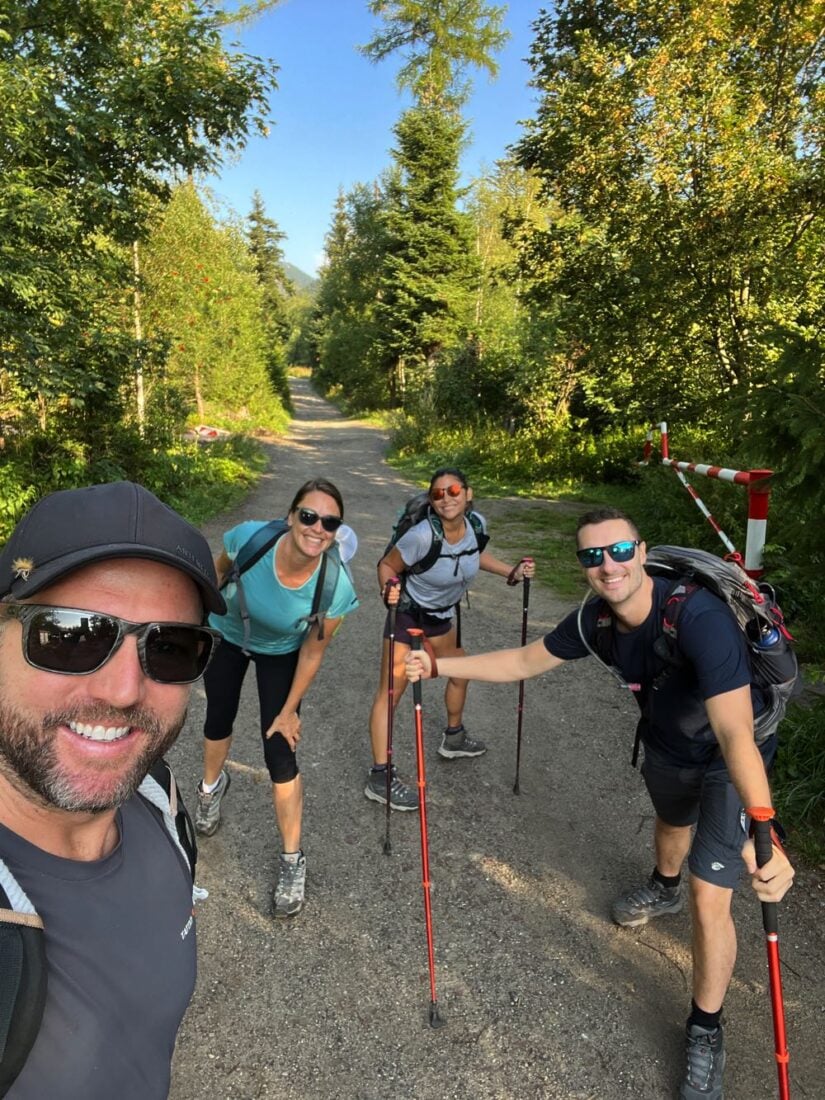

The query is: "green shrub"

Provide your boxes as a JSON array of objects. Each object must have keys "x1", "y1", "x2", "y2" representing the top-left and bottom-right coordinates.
[{"x1": 773, "y1": 699, "x2": 825, "y2": 864}]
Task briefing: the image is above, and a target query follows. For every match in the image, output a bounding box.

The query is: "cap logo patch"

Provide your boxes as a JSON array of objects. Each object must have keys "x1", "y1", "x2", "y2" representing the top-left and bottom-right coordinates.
[{"x1": 12, "y1": 557, "x2": 34, "y2": 581}]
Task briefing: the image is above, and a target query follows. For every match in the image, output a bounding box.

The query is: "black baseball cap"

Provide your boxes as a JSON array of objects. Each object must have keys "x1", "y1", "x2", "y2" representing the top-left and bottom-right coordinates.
[{"x1": 0, "y1": 481, "x2": 225, "y2": 614}]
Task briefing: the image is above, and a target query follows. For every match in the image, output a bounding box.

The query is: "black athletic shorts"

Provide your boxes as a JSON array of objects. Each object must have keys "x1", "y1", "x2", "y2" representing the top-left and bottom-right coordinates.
[
  {"x1": 382, "y1": 608, "x2": 454, "y2": 648},
  {"x1": 641, "y1": 738, "x2": 777, "y2": 890}
]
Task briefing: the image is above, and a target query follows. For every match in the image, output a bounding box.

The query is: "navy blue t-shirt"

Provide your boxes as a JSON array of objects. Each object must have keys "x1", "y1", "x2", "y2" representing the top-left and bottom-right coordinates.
[{"x1": 544, "y1": 576, "x2": 767, "y2": 767}]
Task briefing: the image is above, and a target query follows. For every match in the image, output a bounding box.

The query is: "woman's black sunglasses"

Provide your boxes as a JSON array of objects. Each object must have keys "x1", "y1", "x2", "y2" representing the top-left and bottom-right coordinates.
[
  {"x1": 576, "y1": 540, "x2": 640, "y2": 568},
  {"x1": 297, "y1": 508, "x2": 342, "y2": 533},
  {"x1": 5, "y1": 603, "x2": 221, "y2": 684}
]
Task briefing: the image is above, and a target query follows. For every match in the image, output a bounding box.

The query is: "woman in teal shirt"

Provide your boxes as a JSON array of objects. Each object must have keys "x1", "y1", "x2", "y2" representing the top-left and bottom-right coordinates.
[{"x1": 194, "y1": 478, "x2": 358, "y2": 917}]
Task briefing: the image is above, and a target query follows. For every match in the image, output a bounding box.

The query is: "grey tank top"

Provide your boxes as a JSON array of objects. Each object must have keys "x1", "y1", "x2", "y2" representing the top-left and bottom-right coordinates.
[
  {"x1": 0, "y1": 794, "x2": 197, "y2": 1099},
  {"x1": 397, "y1": 513, "x2": 486, "y2": 617}
]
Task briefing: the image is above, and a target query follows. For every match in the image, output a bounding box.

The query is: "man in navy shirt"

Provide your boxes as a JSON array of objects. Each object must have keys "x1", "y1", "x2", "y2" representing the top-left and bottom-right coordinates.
[{"x1": 405, "y1": 506, "x2": 794, "y2": 1100}]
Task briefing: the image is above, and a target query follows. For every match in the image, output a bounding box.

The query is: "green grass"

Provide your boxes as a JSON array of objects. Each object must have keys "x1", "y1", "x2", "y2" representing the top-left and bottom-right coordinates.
[
  {"x1": 160, "y1": 435, "x2": 269, "y2": 526},
  {"x1": 483, "y1": 504, "x2": 588, "y2": 600}
]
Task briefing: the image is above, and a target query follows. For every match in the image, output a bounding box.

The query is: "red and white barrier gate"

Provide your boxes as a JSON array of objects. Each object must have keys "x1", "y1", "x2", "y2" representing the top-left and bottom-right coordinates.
[{"x1": 640, "y1": 422, "x2": 772, "y2": 578}]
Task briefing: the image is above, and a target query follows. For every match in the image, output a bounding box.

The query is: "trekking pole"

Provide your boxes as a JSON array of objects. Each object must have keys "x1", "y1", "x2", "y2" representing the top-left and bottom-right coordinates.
[
  {"x1": 383, "y1": 582, "x2": 399, "y2": 856},
  {"x1": 512, "y1": 561, "x2": 532, "y2": 795},
  {"x1": 408, "y1": 628, "x2": 445, "y2": 1029},
  {"x1": 751, "y1": 808, "x2": 791, "y2": 1100}
]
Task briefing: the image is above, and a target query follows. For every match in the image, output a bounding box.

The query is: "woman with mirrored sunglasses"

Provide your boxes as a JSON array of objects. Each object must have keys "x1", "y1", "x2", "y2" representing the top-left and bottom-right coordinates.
[
  {"x1": 365, "y1": 466, "x2": 536, "y2": 812},
  {"x1": 196, "y1": 478, "x2": 359, "y2": 918}
]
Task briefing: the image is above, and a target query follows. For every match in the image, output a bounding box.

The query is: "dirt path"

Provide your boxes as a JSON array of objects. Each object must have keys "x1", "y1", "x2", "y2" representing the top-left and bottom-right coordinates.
[{"x1": 169, "y1": 379, "x2": 824, "y2": 1099}]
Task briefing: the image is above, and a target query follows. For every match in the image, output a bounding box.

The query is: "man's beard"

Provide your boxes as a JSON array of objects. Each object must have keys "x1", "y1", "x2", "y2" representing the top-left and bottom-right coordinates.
[{"x1": 0, "y1": 701, "x2": 186, "y2": 813}]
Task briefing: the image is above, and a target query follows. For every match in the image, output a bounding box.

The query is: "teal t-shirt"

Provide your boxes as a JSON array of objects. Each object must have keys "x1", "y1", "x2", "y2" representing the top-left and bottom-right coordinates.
[{"x1": 209, "y1": 520, "x2": 359, "y2": 655}]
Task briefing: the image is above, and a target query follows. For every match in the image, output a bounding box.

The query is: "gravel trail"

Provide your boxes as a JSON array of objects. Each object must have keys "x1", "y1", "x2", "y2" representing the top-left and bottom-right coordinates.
[{"x1": 169, "y1": 378, "x2": 824, "y2": 1100}]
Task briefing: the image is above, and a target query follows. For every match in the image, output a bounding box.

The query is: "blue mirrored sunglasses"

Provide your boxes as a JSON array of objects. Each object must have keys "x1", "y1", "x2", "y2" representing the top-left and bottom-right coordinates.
[{"x1": 576, "y1": 540, "x2": 640, "y2": 568}]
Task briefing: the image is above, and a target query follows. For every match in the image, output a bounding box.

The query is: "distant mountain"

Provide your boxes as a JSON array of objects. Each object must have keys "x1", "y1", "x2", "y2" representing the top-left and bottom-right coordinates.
[{"x1": 284, "y1": 263, "x2": 319, "y2": 293}]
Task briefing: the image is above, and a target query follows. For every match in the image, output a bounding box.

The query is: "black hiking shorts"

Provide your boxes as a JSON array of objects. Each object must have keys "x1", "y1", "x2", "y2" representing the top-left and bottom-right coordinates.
[
  {"x1": 641, "y1": 739, "x2": 777, "y2": 890},
  {"x1": 383, "y1": 608, "x2": 454, "y2": 648}
]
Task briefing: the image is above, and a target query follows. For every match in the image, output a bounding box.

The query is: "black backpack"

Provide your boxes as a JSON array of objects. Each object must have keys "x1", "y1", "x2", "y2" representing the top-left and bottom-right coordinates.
[
  {"x1": 579, "y1": 546, "x2": 801, "y2": 764},
  {"x1": 221, "y1": 519, "x2": 349, "y2": 651},
  {"x1": 0, "y1": 760, "x2": 196, "y2": 1097}
]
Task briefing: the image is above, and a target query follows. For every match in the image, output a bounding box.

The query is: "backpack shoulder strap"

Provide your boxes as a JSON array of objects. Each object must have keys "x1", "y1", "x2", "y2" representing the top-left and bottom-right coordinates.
[
  {"x1": 653, "y1": 578, "x2": 698, "y2": 669},
  {"x1": 467, "y1": 511, "x2": 490, "y2": 553},
  {"x1": 0, "y1": 864, "x2": 47, "y2": 1096},
  {"x1": 407, "y1": 514, "x2": 444, "y2": 576},
  {"x1": 296, "y1": 546, "x2": 352, "y2": 641},
  {"x1": 592, "y1": 600, "x2": 615, "y2": 664},
  {"x1": 228, "y1": 520, "x2": 289, "y2": 583},
  {"x1": 138, "y1": 760, "x2": 198, "y2": 887},
  {"x1": 224, "y1": 521, "x2": 289, "y2": 655}
]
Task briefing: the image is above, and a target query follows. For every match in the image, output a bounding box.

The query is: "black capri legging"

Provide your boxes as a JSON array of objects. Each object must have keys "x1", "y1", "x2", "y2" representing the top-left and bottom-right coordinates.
[{"x1": 203, "y1": 637, "x2": 301, "y2": 783}]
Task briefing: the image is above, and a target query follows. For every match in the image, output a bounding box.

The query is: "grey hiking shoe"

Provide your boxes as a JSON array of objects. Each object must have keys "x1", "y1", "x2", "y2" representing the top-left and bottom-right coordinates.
[
  {"x1": 194, "y1": 769, "x2": 231, "y2": 837},
  {"x1": 611, "y1": 874, "x2": 683, "y2": 927},
  {"x1": 274, "y1": 852, "x2": 306, "y2": 918},
  {"x1": 679, "y1": 1024, "x2": 726, "y2": 1099},
  {"x1": 438, "y1": 725, "x2": 487, "y2": 759},
  {"x1": 365, "y1": 766, "x2": 419, "y2": 811}
]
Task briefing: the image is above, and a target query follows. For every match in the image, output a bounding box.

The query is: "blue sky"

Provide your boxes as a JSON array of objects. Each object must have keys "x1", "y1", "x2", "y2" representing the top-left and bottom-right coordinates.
[{"x1": 203, "y1": 1, "x2": 543, "y2": 275}]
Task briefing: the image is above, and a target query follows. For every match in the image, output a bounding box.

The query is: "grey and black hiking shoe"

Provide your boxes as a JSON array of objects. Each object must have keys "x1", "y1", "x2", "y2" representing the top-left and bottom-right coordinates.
[
  {"x1": 194, "y1": 769, "x2": 231, "y2": 837},
  {"x1": 679, "y1": 1023, "x2": 726, "y2": 1099},
  {"x1": 365, "y1": 766, "x2": 419, "y2": 811},
  {"x1": 438, "y1": 725, "x2": 487, "y2": 759},
  {"x1": 611, "y1": 874, "x2": 683, "y2": 927},
  {"x1": 273, "y1": 852, "x2": 306, "y2": 918}
]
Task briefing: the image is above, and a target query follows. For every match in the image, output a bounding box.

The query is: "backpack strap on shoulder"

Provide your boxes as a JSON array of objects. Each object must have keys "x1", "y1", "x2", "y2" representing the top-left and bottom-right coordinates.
[
  {"x1": 296, "y1": 549, "x2": 335, "y2": 641},
  {"x1": 407, "y1": 513, "x2": 444, "y2": 576},
  {"x1": 223, "y1": 520, "x2": 289, "y2": 656},
  {"x1": 651, "y1": 579, "x2": 697, "y2": 678},
  {"x1": 467, "y1": 511, "x2": 490, "y2": 554},
  {"x1": 0, "y1": 864, "x2": 47, "y2": 1096},
  {"x1": 139, "y1": 761, "x2": 200, "y2": 897}
]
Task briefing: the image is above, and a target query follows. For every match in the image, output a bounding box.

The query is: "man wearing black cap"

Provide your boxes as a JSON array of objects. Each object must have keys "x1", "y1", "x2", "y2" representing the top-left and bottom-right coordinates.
[{"x1": 0, "y1": 482, "x2": 224, "y2": 1099}]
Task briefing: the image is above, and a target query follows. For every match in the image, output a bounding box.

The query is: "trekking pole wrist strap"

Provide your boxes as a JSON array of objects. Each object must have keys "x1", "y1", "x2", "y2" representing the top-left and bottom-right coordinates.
[
  {"x1": 506, "y1": 558, "x2": 532, "y2": 586},
  {"x1": 747, "y1": 807, "x2": 785, "y2": 853}
]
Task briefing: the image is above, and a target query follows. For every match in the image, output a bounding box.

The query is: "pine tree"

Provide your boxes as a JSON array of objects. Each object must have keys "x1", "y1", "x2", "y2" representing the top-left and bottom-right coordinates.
[{"x1": 376, "y1": 106, "x2": 478, "y2": 400}]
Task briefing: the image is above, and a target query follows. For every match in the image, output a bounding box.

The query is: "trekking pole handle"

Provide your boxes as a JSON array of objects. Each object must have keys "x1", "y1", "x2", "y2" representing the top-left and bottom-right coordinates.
[
  {"x1": 507, "y1": 557, "x2": 533, "y2": 587},
  {"x1": 751, "y1": 807, "x2": 779, "y2": 934},
  {"x1": 382, "y1": 576, "x2": 401, "y2": 607}
]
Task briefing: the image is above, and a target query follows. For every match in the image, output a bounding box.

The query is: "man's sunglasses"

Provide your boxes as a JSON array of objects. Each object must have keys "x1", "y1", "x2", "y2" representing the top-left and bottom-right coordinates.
[
  {"x1": 5, "y1": 603, "x2": 221, "y2": 684},
  {"x1": 576, "y1": 540, "x2": 641, "y2": 568},
  {"x1": 430, "y1": 484, "x2": 464, "y2": 501},
  {"x1": 297, "y1": 508, "x2": 342, "y2": 533}
]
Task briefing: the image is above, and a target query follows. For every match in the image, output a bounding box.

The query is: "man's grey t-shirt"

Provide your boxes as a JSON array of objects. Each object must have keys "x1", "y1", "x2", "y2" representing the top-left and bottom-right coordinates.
[
  {"x1": 1, "y1": 794, "x2": 197, "y2": 1099},
  {"x1": 396, "y1": 513, "x2": 487, "y2": 616}
]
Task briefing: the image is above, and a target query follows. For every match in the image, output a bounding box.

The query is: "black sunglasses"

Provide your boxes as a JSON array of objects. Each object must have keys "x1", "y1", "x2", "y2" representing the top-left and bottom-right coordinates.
[
  {"x1": 430, "y1": 483, "x2": 464, "y2": 501},
  {"x1": 576, "y1": 540, "x2": 641, "y2": 568},
  {"x1": 297, "y1": 508, "x2": 342, "y2": 533},
  {"x1": 5, "y1": 603, "x2": 221, "y2": 685}
]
